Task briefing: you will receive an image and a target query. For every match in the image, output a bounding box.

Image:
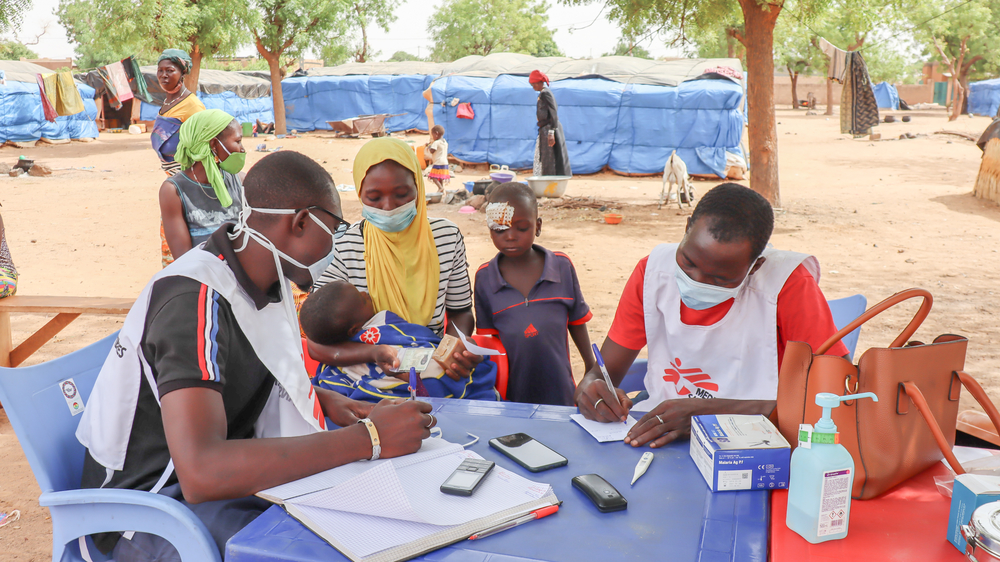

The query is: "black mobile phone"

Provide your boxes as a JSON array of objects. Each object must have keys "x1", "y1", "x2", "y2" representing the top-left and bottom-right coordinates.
[
  {"x1": 488, "y1": 433, "x2": 568, "y2": 473},
  {"x1": 440, "y1": 458, "x2": 494, "y2": 496},
  {"x1": 572, "y1": 473, "x2": 628, "y2": 513}
]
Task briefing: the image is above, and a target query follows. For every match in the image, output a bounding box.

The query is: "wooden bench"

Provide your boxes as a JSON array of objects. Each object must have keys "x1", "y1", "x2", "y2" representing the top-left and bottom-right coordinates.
[{"x1": 0, "y1": 296, "x2": 134, "y2": 368}]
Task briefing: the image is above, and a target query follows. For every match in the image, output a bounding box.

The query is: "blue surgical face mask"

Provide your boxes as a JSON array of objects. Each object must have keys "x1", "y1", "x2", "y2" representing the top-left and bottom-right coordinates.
[
  {"x1": 675, "y1": 259, "x2": 757, "y2": 310},
  {"x1": 362, "y1": 200, "x2": 417, "y2": 233}
]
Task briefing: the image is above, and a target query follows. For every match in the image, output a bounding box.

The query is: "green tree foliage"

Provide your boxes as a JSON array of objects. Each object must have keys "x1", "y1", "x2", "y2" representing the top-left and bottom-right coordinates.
[
  {"x1": 321, "y1": 43, "x2": 354, "y2": 66},
  {"x1": 0, "y1": 40, "x2": 38, "y2": 60},
  {"x1": 57, "y1": 0, "x2": 247, "y2": 89},
  {"x1": 0, "y1": 0, "x2": 31, "y2": 33},
  {"x1": 910, "y1": 0, "x2": 1000, "y2": 119},
  {"x1": 428, "y1": 0, "x2": 560, "y2": 61},
  {"x1": 244, "y1": 0, "x2": 352, "y2": 134},
  {"x1": 562, "y1": 0, "x2": 905, "y2": 204},
  {"x1": 344, "y1": 0, "x2": 400, "y2": 62},
  {"x1": 604, "y1": 37, "x2": 652, "y2": 58},
  {"x1": 387, "y1": 50, "x2": 424, "y2": 62}
]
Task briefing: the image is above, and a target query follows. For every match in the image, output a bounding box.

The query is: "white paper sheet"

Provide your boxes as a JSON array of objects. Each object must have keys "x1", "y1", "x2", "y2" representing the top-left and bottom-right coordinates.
[
  {"x1": 570, "y1": 414, "x2": 638, "y2": 442},
  {"x1": 291, "y1": 449, "x2": 550, "y2": 525},
  {"x1": 259, "y1": 438, "x2": 461, "y2": 502},
  {"x1": 454, "y1": 326, "x2": 503, "y2": 356}
]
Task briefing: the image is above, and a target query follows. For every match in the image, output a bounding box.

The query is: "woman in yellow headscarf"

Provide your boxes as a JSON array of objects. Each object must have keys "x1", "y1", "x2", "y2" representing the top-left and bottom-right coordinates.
[{"x1": 314, "y1": 137, "x2": 482, "y2": 379}]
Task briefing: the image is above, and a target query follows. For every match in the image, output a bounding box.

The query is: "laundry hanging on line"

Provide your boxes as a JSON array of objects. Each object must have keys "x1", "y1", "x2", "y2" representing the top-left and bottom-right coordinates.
[
  {"x1": 840, "y1": 51, "x2": 880, "y2": 137},
  {"x1": 121, "y1": 56, "x2": 154, "y2": 103},
  {"x1": 36, "y1": 72, "x2": 85, "y2": 121},
  {"x1": 819, "y1": 38, "x2": 848, "y2": 83}
]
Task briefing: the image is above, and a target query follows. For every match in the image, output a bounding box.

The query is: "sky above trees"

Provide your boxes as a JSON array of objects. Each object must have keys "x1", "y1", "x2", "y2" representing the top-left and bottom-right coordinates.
[{"x1": 16, "y1": 0, "x2": 680, "y2": 61}]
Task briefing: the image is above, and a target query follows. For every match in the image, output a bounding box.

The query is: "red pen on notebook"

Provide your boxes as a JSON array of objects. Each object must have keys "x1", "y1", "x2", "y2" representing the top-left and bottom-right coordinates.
[{"x1": 468, "y1": 504, "x2": 560, "y2": 540}]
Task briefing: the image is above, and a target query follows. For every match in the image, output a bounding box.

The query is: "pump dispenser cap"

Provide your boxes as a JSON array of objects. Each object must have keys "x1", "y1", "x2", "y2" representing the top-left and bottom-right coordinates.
[{"x1": 813, "y1": 392, "x2": 878, "y2": 433}]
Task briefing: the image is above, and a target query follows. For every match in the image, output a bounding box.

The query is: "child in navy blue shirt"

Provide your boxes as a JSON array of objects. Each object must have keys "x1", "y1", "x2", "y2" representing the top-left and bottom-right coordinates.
[{"x1": 474, "y1": 182, "x2": 595, "y2": 406}]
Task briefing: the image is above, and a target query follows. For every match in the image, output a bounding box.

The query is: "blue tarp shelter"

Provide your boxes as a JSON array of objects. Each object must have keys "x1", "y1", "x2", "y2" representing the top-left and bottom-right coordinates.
[
  {"x1": 969, "y1": 78, "x2": 1000, "y2": 118},
  {"x1": 283, "y1": 54, "x2": 745, "y2": 177},
  {"x1": 873, "y1": 82, "x2": 899, "y2": 110},
  {"x1": 0, "y1": 60, "x2": 98, "y2": 143},
  {"x1": 283, "y1": 62, "x2": 445, "y2": 132}
]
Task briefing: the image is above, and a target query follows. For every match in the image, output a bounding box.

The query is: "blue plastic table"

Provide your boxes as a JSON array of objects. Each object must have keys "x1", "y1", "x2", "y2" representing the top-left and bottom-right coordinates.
[{"x1": 226, "y1": 399, "x2": 769, "y2": 562}]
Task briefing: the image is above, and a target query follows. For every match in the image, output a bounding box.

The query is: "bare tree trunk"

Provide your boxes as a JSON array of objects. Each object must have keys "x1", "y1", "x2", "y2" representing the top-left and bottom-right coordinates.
[
  {"x1": 727, "y1": 32, "x2": 735, "y2": 59},
  {"x1": 357, "y1": 23, "x2": 369, "y2": 62},
  {"x1": 258, "y1": 49, "x2": 287, "y2": 135},
  {"x1": 186, "y1": 44, "x2": 203, "y2": 94},
  {"x1": 825, "y1": 77, "x2": 834, "y2": 115},
  {"x1": 738, "y1": 0, "x2": 782, "y2": 206},
  {"x1": 950, "y1": 76, "x2": 964, "y2": 121},
  {"x1": 959, "y1": 74, "x2": 971, "y2": 115},
  {"x1": 788, "y1": 66, "x2": 799, "y2": 109}
]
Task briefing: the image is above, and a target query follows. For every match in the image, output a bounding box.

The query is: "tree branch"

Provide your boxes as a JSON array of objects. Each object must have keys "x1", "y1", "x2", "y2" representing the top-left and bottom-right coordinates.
[{"x1": 729, "y1": 26, "x2": 745, "y2": 46}]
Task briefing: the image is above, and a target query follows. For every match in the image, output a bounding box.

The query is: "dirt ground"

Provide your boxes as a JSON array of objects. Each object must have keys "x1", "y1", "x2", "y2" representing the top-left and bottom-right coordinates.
[{"x1": 1, "y1": 107, "x2": 999, "y2": 559}]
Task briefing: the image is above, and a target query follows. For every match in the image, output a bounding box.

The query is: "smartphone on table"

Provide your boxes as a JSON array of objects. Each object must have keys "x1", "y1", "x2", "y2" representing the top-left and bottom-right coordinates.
[{"x1": 488, "y1": 433, "x2": 568, "y2": 472}]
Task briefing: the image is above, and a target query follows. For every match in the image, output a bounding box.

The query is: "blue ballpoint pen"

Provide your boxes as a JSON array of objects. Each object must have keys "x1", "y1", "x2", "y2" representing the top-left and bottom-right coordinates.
[
  {"x1": 592, "y1": 343, "x2": 623, "y2": 410},
  {"x1": 409, "y1": 367, "x2": 417, "y2": 400}
]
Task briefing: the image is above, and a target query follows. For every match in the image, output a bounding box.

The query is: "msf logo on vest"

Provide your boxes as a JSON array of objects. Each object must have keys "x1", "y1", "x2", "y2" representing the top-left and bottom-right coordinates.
[{"x1": 663, "y1": 358, "x2": 718, "y2": 398}]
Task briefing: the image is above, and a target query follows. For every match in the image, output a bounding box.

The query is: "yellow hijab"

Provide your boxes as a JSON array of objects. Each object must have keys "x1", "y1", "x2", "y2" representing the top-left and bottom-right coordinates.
[{"x1": 353, "y1": 138, "x2": 440, "y2": 326}]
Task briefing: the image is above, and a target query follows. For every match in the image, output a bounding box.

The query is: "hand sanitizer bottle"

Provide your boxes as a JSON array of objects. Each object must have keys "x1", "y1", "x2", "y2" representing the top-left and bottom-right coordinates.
[{"x1": 786, "y1": 391, "x2": 878, "y2": 543}]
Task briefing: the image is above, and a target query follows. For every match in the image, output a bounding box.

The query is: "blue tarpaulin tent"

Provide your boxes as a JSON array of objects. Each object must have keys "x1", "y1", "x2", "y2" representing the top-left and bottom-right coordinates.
[
  {"x1": 0, "y1": 60, "x2": 98, "y2": 143},
  {"x1": 873, "y1": 82, "x2": 899, "y2": 110},
  {"x1": 969, "y1": 78, "x2": 1000, "y2": 118},
  {"x1": 431, "y1": 74, "x2": 744, "y2": 176},
  {"x1": 283, "y1": 70, "x2": 436, "y2": 132},
  {"x1": 282, "y1": 54, "x2": 745, "y2": 177}
]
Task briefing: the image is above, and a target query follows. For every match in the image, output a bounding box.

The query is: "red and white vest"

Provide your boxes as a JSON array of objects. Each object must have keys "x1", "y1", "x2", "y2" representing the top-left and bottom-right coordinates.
[{"x1": 641, "y1": 243, "x2": 818, "y2": 404}]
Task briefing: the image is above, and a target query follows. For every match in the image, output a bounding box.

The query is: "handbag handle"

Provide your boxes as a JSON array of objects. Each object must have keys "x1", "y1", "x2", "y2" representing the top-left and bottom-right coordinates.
[
  {"x1": 900, "y1": 372, "x2": 1000, "y2": 475},
  {"x1": 817, "y1": 288, "x2": 933, "y2": 355}
]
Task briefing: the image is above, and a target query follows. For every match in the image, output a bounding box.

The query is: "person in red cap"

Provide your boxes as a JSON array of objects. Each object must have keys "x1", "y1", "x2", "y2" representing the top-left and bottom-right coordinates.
[{"x1": 528, "y1": 70, "x2": 571, "y2": 177}]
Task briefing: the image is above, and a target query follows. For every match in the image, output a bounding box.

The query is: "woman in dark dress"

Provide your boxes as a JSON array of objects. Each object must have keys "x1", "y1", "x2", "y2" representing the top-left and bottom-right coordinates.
[{"x1": 529, "y1": 70, "x2": 571, "y2": 177}]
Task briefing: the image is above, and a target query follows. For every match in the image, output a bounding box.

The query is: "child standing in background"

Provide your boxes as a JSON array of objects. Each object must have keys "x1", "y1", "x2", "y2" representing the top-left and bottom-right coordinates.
[
  {"x1": 474, "y1": 182, "x2": 595, "y2": 406},
  {"x1": 425, "y1": 125, "x2": 450, "y2": 192}
]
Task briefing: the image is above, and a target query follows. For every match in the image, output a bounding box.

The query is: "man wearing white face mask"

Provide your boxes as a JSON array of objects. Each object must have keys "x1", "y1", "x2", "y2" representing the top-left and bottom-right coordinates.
[
  {"x1": 575, "y1": 183, "x2": 848, "y2": 449},
  {"x1": 77, "y1": 152, "x2": 436, "y2": 562}
]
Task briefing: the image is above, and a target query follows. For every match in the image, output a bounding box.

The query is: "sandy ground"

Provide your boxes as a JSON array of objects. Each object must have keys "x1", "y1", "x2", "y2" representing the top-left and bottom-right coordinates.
[{"x1": 1, "y1": 107, "x2": 999, "y2": 559}]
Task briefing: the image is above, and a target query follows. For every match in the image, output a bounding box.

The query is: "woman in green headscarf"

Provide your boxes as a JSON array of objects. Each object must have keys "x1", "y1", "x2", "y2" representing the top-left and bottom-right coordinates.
[
  {"x1": 151, "y1": 48, "x2": 207, "y2": 177},
  {"x1": 159, "y1": 109, "x2": 246, "y2": 264}
]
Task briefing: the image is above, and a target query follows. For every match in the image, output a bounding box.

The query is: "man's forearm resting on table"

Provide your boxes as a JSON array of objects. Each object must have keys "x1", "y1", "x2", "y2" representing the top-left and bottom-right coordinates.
[{"x1": 163, "y1": 387, "x2": 372, "y2": 504}]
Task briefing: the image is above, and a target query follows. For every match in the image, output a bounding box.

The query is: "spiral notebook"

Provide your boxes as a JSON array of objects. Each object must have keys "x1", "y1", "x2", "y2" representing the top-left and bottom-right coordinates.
[{"x1": 257, "y1": 438, "x2": 560, "y2": 562}]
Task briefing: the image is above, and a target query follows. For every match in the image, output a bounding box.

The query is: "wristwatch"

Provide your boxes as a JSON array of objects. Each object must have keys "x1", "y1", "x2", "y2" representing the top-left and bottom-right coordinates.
[{"x1": 358, "y1": 418, "x2": 381, "y2": 461}]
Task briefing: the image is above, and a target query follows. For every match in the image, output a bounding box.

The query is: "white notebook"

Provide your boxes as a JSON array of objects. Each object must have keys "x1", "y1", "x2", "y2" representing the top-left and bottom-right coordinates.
[{"x1": 257, "y1": 438, "x2": 560, "y2": 562}]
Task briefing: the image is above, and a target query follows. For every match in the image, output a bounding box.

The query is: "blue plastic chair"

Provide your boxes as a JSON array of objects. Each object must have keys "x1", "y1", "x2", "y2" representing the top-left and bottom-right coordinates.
[
  {"x1": 827, "y1": 294, "x2": 867, "y2": 361},
  {"x1": 0, "y1": 332, "x2": 221, "y2": 562},
  {"x1": 616, "y1": 295, "x2": 868, "y2": 393}
]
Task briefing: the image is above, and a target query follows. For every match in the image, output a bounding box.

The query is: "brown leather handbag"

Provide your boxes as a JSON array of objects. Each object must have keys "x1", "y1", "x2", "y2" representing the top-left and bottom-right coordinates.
[{"x1": 776, "y1": 288, "x2": 1000, "y2": 499}]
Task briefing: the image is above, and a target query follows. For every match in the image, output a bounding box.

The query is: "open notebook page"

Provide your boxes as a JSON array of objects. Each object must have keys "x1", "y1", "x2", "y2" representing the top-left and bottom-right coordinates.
[
  {"x1": 288, "y1": 491, "x2": 559, "y2": 561},
  {"x1": 291, "y1": 449, "x2": 551, "y2": 525},
  {"x1": 258, "y1": 437, "x2": 462, "y2": 503}
]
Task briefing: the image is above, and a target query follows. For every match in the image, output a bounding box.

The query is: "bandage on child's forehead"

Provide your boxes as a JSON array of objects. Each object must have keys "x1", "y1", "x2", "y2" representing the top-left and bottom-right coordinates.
[{"x1": 486, "y1": 202, "x2": 515, "y2": 231}]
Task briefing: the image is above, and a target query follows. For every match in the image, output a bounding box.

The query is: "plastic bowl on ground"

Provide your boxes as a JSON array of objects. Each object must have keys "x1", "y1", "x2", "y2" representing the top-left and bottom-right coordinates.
[
  {"x1": 604, "y1": 213, "x2": 623, "y2": 225},
  {"x1": 458, "y1": 206, "x2": 476, "y2": 214},
  {"x1": 464, "y1": 181, "x2": 475, "y2": 192},
  {"x1": 490, "y1": 172, "x2": 516, "y2": 183},
  {"x1": 426, "y1": 192, "x2": 443, "y2": 204},
  {"x1": 526, "y1": 176, "x2": 571, "y2": 198}
]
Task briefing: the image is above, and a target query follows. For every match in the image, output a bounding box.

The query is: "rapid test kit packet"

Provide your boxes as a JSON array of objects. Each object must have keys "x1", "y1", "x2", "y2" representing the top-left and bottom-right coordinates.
[{"x1": 690, "y1": 414, "x2": 791, "y2": 492}]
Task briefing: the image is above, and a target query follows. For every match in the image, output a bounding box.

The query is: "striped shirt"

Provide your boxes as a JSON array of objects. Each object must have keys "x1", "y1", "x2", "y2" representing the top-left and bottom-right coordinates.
[{"x1": 315, "y1": 218, "x2": 473, "y2": 335}]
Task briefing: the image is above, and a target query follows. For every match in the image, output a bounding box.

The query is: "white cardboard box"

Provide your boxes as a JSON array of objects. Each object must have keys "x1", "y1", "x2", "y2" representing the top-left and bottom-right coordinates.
[{"x1": 689, "y1": 414, "x2": 791, "y2": 492}]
